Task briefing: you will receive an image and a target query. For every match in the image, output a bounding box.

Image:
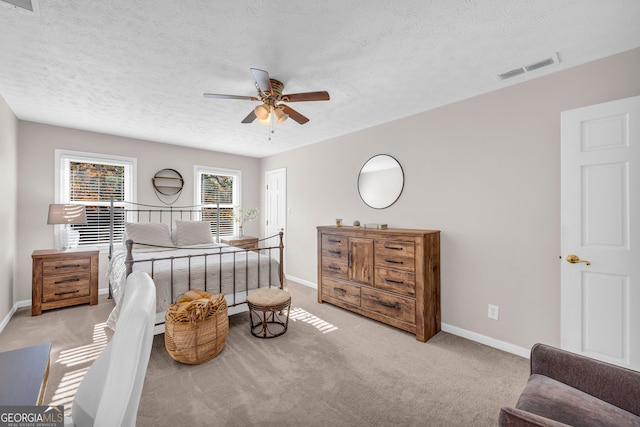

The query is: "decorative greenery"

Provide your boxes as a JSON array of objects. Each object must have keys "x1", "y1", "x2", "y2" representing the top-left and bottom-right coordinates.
[{"x1": 233, "y1": 207, "x2": 259, "y2": 227}]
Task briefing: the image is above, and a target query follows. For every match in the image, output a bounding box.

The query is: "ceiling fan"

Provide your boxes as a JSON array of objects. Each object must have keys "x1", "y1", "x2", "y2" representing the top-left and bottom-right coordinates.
[{"x1": 203, "y1": 68, "x2": 330, "y2": 125}]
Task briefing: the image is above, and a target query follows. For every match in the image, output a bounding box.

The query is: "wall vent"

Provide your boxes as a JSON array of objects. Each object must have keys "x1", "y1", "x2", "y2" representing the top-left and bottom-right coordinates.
[
  {"x1": 497, "y1": 53, "x2": 561, "y2": 81},
  {"x1": 0, "y1": 0, "x2": 38, "y2": 13},
  {"x1": 498, "y1": 67, "x2": 526, "y2": 80}
]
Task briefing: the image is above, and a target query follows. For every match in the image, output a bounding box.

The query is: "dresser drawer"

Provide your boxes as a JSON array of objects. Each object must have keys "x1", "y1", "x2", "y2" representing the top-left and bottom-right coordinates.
[
  {"x1": 43, "y1": 274, "x2": 91, "y2": 302},
  {"x1": 322, "y1": 277, "x2": 361, "y2": 306},
  {"x1": 375, "y1": 240, "x2": 415, "y2": 272},
  {"x1": 361, "y1": 288, "x2": 415, "y2": 325},
  {"x1": 321, "y1": 257, "x2": 348, "y2": 279},
  {"x1": 43, "y1": 257, "x2": 92, "y2": 276},
  {"x1": 375, "y1": 267, "x2": 416, "y2": 297},
  {"x1": 321, "y1": 234, "x2": 348, "y2": 259}
]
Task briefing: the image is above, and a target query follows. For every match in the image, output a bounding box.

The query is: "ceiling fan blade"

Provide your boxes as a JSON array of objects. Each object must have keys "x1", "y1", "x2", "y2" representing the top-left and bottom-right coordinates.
[
  {"x1": 281, "y1": 104, "x2": 309, "y2": 125},
  {"x1": 203, "y1": 93, "x2": 259, "y2": 101},
  {"x1": 250, "y1": 68, "x2": 273, "y2": 95},
  {"x1": 241, "y1": 110, "x2": 257, "y2": 124},
  {"x1": 281, "y1": 91, "x2": 330, "y2": 102}
]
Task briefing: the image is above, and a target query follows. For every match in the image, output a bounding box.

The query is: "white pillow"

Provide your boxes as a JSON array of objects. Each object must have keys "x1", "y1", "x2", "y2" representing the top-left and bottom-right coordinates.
[
  {"x1": 174, "y1": 220, "x2": 213, "y2": 246},
  {"x1": 124, "y1": 222, "x2": 174, "y2": 247}
]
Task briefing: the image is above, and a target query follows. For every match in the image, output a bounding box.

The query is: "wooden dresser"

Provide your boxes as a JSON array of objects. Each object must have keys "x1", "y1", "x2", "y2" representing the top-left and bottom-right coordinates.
[
  {"x1": 32, "y1": 248, "x2": 99, "y2": 316},
  {"x1": 317, "y1": 226, "x2": 440, "y2": 342}
]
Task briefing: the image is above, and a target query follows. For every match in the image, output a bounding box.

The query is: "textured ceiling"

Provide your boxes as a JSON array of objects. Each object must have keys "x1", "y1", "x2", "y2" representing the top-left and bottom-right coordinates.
[{"x1": 1, "y1": 1, "x2": 639, "y2": 158}]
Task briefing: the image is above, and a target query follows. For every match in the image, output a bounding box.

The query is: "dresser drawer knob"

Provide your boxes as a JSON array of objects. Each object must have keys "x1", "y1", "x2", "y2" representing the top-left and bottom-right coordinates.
[
  {"x1": 328, "y1": 239, "x2": 341, "y2": 243},
  {"x1": 333, "y1": 287, "x2": 347, "y2": 295},
  {"x1": 384, "y1": 245, "x2": 403, "y2": 251},
  {"x1": 54, "y1": 278, "x2": 80, "y2": 285},
  {"x1": 376, "y1": 300, "x2": 399, "y2": 309},
  {"x1": 385, "y1": 278, "x2": 404, "y2": 284},
  {"x1": 384, "y1": 259, "x2": 404, "y2": 265},
  {"x1": 328, "y1": 250, "x2": 341, "y2": 255},
  {"x1": 327, "y1": 265, "x2": 340, "y2": 271}
]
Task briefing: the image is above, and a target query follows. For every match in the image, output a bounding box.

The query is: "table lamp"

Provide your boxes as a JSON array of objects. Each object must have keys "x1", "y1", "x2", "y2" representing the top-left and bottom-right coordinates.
[{"x1": 47, "y1": 204, "x2": 88, "y2": 250}]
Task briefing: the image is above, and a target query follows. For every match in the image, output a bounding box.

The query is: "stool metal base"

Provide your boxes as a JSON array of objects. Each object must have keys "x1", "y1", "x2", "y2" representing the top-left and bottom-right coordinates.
[{"x1": 248, "y1": 299, "x2": 291, "y2": 338}]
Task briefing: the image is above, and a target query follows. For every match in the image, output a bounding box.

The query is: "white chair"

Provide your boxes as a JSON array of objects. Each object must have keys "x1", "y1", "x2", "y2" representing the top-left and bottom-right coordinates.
[{"x1": 65, "y1": 272, "x2": 156, "y2": 427}]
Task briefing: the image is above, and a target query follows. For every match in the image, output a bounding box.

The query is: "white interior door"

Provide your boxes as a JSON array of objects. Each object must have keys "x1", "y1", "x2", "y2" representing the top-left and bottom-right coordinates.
[
  {"x1": 561, "y1": 95, "x2": 640, "y2": 370},
  {"x1": 265, "y1": 168, "x2": 286, "y2": 240}
]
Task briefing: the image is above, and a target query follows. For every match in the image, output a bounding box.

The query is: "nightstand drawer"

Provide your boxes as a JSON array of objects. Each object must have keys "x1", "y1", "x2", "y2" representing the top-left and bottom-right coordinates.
[
  {"x1": 43, "y1": 274, "x2": 91, "y2": 302},
  {"x1": 43, "y1": 258, "x2": 91, "y2": 276},
  {"x1": 32, "y1": 248, "x2": 99, "y2": 316}
]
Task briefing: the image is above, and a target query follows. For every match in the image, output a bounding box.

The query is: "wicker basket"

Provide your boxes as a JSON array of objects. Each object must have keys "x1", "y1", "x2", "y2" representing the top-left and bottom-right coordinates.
[{"x1": 164, "y1": 290, "x2": 228, "y2": 365}]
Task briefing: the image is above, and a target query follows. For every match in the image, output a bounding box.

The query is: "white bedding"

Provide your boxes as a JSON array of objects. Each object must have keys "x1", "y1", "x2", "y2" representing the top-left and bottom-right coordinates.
[{"x1": 107, "y1": 243, "x2": 281, "y2": 331}]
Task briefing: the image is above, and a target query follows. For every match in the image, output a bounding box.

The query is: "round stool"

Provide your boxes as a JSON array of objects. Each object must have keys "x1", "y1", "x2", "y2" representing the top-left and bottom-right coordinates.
[{"x1": 246, "y1": 287, "x2": 291, "y2": 338}]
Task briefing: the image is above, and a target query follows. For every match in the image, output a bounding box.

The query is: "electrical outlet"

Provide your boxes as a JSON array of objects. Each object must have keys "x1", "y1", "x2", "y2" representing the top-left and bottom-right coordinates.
[{"x1": 488, "y1": 304, "x2": 499, "y2": 320}]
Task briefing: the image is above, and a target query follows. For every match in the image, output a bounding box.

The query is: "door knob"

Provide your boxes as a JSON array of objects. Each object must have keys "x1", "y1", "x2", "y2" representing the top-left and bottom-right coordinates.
[{"x1": 566, "y1": 254, "x2": 591, "y2": 266}]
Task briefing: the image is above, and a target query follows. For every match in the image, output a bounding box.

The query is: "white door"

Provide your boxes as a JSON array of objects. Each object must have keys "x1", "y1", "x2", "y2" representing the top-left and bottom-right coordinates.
[
  {"x1": 561, "y1": 95, "x2": 640, "y2": 370},
  {"x1": 265, "y1": 168, "x2": 286, "y2": 242}
]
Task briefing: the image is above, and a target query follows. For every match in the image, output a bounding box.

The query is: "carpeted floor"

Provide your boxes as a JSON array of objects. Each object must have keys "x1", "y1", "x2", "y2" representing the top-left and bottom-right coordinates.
[{"x1": 0, "y1": 280, "x2": 529, "y2": 426}]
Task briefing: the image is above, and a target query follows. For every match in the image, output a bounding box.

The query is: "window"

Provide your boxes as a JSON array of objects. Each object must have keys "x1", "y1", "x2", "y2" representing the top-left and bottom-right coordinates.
[
  {"x1": 56, "y1": 150, "x2": 136, "y2": 247},
  {"x1": 195, "y1": 166, "x2": 240, "y2": 237}
]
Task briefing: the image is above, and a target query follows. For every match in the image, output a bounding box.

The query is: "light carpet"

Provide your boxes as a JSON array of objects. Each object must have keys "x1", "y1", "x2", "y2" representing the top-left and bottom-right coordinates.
[{"x1": 0, "y1": 281, "x2": 529, "y2": 426}]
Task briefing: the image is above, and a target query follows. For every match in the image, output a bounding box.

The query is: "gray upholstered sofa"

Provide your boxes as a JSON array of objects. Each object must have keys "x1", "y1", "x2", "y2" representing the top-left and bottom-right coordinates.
[{"x1": 499, "y1": 343, "x2": 640, "y2": 426}]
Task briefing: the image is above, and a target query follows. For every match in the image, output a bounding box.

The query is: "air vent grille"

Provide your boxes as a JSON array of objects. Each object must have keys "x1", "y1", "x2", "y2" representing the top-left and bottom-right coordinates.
[
  {"x1": 497, "y1": 53, "x2": 561, "y2": 81},
  {"x1": 0, "y1": 0, "x2": 36, "y2": 13},
  {"x1": 525, "y1": 58, "x2": 556, "y2": 72},
  {"x1": 498, "y1": 67, "x2": 526, "y2": 80}
]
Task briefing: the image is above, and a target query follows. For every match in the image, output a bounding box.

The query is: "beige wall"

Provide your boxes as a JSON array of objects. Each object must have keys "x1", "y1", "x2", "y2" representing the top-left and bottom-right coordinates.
[
  {"x1": 16, "y1": 123, "x2": 262, "y2": 301},
  {"x1": 6, "y1": 48, "x2": 640, "y2": 354},
  {"x1": 0, "y1": 95, "x2": 17, "y2": 324},
  {"x1": 261, "y1": 48, "x2": 640, "y2": 352}
]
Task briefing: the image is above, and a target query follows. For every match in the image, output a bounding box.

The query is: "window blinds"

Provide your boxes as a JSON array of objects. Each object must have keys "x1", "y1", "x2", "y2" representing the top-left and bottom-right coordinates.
[
  {"x1": 63, "y1": 158, "x2": 132, "y2": 246},
  {"x1": 200, "y1": 173, "x2": 235, "y2": 236}
]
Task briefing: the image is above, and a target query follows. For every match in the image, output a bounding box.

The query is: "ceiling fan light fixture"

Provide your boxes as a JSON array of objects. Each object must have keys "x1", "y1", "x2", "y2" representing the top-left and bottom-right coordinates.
[
  {"x1": 274, "y1": 107, "x2": 289, "y2": 124},
  {"x1": 254, "y1": 104, "x2": 270, "y2": 120},
  {"x1": 204, "y1": 68, "x2": 328, "y2": 125},
  {"x1": 258, "y1": 112, "x2": 272, "y2": 126}
]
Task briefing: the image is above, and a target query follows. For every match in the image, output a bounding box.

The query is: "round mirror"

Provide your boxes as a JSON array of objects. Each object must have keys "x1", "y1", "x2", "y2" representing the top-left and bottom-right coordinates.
[{"x1": 358, "y1": 154, "x2": 404, "y2": 209}]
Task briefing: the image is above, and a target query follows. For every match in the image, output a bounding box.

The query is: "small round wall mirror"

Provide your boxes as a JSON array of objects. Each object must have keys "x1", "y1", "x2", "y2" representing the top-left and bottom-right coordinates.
[{"x1": 358, "y1": 154, "x2": 404, "y2": 209}]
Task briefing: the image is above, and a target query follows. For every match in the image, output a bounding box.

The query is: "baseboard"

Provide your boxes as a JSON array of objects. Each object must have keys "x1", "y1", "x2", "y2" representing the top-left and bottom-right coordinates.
[
  {"x1": 286, "y1": 275, "x2": 529, "y2": 359},
  {"x1": 441, "y1": 323, "x2": 530, "y2": 359},
  {"x1": 285, "y1": 274, "x2": 317, "y2": 289},
  {"x1": 0, "y1": 288, "x2": 111, "y2": 335},
  {"x1": 0, "y1": 299, "x2": 30, "y2": 335}
]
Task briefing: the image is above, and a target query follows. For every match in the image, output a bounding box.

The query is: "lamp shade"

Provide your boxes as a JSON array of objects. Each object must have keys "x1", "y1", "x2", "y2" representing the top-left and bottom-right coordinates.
[
  {"x1": 254, "y1": 104, "x2": 270, "y2": 120},
  {"x1": 47, "y1": 204, "x2": 88, "y2": 225},
  {"x1": 273, "y1": 107, "x2": 289, "y2": 124}
]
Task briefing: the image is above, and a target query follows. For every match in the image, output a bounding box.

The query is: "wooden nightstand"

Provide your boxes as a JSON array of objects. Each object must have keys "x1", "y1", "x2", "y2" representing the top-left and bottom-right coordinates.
[
  {"x1": 32, "y1": 248, "x2": 99, "y2": 316},
  {"x1": 221, "y1": 236, "x2": 259, "y2": 250}
]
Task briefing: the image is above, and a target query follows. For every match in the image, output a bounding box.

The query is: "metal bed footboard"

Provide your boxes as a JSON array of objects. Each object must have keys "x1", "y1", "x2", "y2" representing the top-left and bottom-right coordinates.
[{"x1": 108, "y1": 200, "x2": 285, "y2": 320}]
